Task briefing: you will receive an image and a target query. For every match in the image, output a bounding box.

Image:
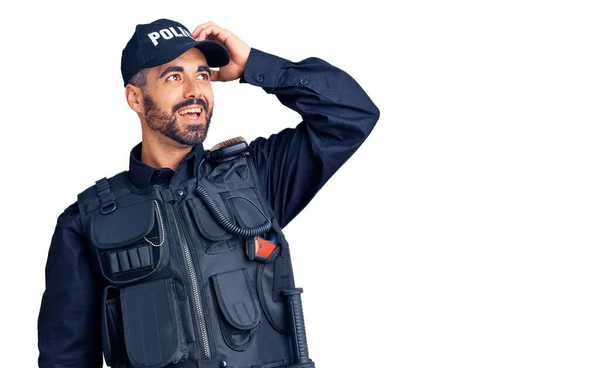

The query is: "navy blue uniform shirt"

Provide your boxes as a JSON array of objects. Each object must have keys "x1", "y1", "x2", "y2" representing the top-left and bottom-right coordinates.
[{"x1": 38, "y1": 47, "x2": 379, "y2": 367}]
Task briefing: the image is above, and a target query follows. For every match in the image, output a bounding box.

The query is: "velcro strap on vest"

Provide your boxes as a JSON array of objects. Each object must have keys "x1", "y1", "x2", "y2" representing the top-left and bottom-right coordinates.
[{"x1": 95, "y1": 177, "x2": 117, "y2": 214}]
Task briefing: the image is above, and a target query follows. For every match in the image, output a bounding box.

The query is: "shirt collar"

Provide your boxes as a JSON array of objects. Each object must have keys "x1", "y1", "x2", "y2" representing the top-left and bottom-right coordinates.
[{"x1": 128, "y1": 141, "x2": 206, "y2": 189}]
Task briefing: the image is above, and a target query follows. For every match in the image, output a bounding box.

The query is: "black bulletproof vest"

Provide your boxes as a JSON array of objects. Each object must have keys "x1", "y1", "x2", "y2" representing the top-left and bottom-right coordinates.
[{"x1": 76, "y1": 142, "x2": 314, "y2": 368}]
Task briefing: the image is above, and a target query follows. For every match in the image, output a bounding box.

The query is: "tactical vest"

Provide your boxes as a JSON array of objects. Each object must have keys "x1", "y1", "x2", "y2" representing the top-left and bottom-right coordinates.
[{"x1": 77, "y1": 139, "x2": 315, "y2": 368}]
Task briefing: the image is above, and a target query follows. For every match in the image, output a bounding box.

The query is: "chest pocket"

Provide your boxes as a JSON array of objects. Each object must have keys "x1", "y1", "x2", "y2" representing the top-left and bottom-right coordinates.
[
  {"x1": 186, "y1": 193, "x2": 239, "y2": 254},
  {"x1": 186, "y1": 186, "x2": 272, "y2": 255},
  {"x1": 89, "y1": 199, "x2": 170, "y2": 285}
]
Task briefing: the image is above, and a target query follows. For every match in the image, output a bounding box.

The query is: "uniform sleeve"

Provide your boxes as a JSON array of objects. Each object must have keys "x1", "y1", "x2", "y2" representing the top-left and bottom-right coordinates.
[
  {"x1": 37, "y1": 202, "x2": 103, "y2": 368},
  {"x1": 243, "y1": 48, "x2": 380, "y2": 228}
]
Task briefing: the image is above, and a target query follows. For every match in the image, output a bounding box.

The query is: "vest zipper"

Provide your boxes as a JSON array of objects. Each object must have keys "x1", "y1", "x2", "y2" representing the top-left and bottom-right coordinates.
[{"x1": 169, "y1": 203, "x2": 212, "y2": 360}]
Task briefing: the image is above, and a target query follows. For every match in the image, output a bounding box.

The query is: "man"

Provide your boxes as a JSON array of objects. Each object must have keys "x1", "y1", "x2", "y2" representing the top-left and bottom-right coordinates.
[{"x1": 38, "y1": 18, "x2": 379, "y2": 368}]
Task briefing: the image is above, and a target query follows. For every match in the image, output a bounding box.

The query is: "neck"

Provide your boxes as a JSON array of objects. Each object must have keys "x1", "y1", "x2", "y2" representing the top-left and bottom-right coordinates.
[{"x1": 140, "y1": 130, "x2": 193, "y2": 171}]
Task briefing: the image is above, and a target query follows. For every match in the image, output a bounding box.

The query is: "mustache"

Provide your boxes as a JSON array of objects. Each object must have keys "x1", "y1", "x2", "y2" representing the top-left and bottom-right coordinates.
[{"x1": 172, "y1": 98, "x2": 208, "y2": 114}]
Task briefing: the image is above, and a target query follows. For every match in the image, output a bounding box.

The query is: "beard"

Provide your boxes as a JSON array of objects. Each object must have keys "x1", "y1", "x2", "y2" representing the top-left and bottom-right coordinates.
[{"x1": 143, "y1": 94, "x2": 213, "y2": 146}]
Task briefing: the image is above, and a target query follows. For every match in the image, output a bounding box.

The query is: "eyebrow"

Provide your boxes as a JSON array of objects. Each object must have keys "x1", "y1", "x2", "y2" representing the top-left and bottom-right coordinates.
[
  {"x1": 197, "y1": 66, "x2": 212, "y2": 75},
  {"x1": 158, "y1": 65, "x2": 212, "y2": 79}
]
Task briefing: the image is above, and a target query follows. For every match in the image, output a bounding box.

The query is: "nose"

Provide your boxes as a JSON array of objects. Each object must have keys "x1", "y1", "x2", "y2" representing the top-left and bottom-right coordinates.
[{"x1": 183, "y1": 76, "x2": 202, "y2": 99}]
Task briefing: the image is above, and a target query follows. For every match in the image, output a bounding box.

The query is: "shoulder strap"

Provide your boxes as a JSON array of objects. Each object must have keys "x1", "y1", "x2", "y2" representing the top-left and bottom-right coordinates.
[
  {"x1": 77, "y1": 171, "x2": 130, "y2": 219},
  {"x1": 95, "y1": 177, "x2": 117, "y2": 214}
]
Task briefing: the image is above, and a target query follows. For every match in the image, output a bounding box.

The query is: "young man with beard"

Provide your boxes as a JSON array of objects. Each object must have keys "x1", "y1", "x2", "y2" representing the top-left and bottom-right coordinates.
[{"x1": 38, "y1": 18, "x2": 379, "y2": 368}]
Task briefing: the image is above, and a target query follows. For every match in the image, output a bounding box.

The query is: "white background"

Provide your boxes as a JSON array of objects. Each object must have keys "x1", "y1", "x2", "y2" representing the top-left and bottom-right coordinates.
[{"x1": 0, "y1": 0, "x2": 599, "y2": 367}]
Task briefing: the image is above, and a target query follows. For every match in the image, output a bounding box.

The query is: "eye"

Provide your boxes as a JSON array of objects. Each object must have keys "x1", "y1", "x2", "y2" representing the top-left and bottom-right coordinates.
[
  {"x1": 166, "y1": 74, "x2": 181, "y2": 81},
  {"x1": 198, "y1": 73, "x2": 209, "y2": 81}
]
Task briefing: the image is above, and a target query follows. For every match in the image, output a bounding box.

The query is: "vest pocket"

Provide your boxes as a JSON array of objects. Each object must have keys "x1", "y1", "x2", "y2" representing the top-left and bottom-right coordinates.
[
  {"x1": 257, "y1": 260, "x2": 288, "y2": 334},
  {"x1": 121, "y1": 278, "x2": 189, "y2": 368},
  {"x1": 210, "y1": 268, "x2": 261, "y2": 351},
  {"x1": 185, "y1": 197, "x2": 238, "y2": 254},
  {"x1": 102, "y1": 286, "x2": 126, "y2": 367},
  {"x1": 226, "y1": 188, "x2": 269, "y2": 229},
  {"x1": 90, "y1": 199, "x2": 168, "y2": 285}
]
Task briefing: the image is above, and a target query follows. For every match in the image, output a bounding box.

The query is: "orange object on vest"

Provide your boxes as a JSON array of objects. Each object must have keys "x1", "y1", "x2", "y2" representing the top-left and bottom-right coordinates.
[{"x1": 246, "y1": 236, "x2": 278, "y2": 261}]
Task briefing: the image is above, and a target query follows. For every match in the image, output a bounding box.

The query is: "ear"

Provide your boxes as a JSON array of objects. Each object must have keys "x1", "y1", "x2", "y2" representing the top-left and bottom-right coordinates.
[{"x1": 125, "y1": 84, "x2": 145, "y2": 114}]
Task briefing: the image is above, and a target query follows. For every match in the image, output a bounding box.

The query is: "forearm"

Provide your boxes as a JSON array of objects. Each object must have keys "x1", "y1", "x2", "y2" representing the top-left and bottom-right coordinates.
[
  {"x1": 240, "y1": 47, "x2": 379, "y2": 126},
  {"x1": 38, "y1": 206, "x2": 103, "y2": 368},
  {"x1": 242, "y1": 48, "x2": 380, "y2": 227}
]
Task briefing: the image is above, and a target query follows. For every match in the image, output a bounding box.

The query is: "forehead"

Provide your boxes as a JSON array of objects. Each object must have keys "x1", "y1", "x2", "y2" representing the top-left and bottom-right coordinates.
[{"x1": 153, "y1": 48, "x2": 208, "y2": 74}]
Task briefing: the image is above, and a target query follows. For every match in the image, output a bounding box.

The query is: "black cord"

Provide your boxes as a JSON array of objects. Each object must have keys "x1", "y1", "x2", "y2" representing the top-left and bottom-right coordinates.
[
  {"x1": 225, "y1": 195, "x2": 272, "y2": 227},
  {"x1": 196, "y1": 185, "x2": 272, "y2": 237}
]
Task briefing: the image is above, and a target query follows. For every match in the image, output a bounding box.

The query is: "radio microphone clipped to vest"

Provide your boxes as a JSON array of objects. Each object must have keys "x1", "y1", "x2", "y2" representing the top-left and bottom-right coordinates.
[{"x1": 207, "y1": 136, "x2": 249, "y2": 163}]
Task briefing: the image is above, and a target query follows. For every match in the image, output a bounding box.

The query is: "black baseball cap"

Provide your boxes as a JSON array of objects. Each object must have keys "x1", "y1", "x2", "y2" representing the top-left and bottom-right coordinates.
[{"x1": 121, "y1": 18, "x2": 230, "y2": 86}]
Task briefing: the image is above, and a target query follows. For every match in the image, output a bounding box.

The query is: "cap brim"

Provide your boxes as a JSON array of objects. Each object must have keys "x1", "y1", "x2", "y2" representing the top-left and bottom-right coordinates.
[{"x1": 144, "y1": 39, "x2": 230, "y2": 69}]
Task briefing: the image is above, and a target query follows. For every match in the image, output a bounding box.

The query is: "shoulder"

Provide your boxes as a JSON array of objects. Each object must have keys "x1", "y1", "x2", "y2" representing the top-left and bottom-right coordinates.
[
  {"x1": 76, "y1": 171, "x2": 129, "y2": 207},
  {"x1": 56, "y1": 200, "x2": 83, "y2": 234},
  {"x1": 51, "y1": 171, "x2": 127, "y2": 243}
]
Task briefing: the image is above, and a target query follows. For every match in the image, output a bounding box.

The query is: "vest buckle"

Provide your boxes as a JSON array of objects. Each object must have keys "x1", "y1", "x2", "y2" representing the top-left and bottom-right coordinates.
[{"x1": 100, "y1": 201, "x2": 116, "y2": 214}]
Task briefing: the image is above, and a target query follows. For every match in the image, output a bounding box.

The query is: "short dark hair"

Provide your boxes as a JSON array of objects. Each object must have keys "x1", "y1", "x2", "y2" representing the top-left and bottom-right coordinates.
[{"x1": 128, "y1": 68, "x2": 148, "y2": 88}]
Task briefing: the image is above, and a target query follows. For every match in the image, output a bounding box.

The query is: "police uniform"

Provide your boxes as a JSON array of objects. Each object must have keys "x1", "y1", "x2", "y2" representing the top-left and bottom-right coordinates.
[{"x1": 37, "y1": 18, "x2": 379, "y2": 368}]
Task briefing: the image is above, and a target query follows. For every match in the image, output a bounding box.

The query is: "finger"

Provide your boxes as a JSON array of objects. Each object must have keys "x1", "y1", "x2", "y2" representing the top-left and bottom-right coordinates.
[
  {"x1": 195, "y1": 26, "x2": 217, "y2": 41},
  {"x1": 191, "y1": 23, "x2": 211, "y2": 38},
  {"x1": 196, "y1": 25, "x2": 227, "y2": 41},
  {"x1": 197, "y1": 25, "x2": 232, "y2": 46},
  {"x1": 196, "y1": 28, "x2": 208, "y2": 41},
  {"x1": 202, "y1": 32, "x2": 216, "y2": 41},
  {"x1": 191, "y1": 21, "x2": 217, "y2": 38},
  {"x1": 197, "y1": 25, "x2": 223, "y2": 41}
]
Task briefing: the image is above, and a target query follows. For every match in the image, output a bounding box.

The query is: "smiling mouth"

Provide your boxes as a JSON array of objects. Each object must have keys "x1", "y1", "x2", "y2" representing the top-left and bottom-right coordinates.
[{"x1": 177, "y1": 107, "x2": 204, "y2": 121}]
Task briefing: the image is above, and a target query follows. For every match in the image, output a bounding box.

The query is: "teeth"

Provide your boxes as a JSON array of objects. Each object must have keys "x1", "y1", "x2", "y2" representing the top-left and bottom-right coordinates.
[{"x1": 178, "y1": 107, "x2": 203, "y2": 115}]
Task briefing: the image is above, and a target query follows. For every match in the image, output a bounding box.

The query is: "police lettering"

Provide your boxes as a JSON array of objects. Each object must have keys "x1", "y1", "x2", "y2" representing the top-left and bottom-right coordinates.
[{"x1": 147, "y1": 27, "x2": 193, "y2": 46}]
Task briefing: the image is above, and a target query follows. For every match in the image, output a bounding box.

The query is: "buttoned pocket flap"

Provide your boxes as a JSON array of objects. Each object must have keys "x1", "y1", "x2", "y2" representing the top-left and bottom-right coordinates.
[
  {"x1": 227, "y1": 188, "x2": 269, "y2": 228},
  {"x1": 186, "y1": 197, "x2": 234, "y2": 241},
  {"x1": 89, "y1": 200, "x2": 167, "y2": 285},
  {"x1": 90, "y1": 200, "x2": 155, "y2": 249},
  {"x1": 211, "y1": 269, "x2": 260, "y2": 330}
]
